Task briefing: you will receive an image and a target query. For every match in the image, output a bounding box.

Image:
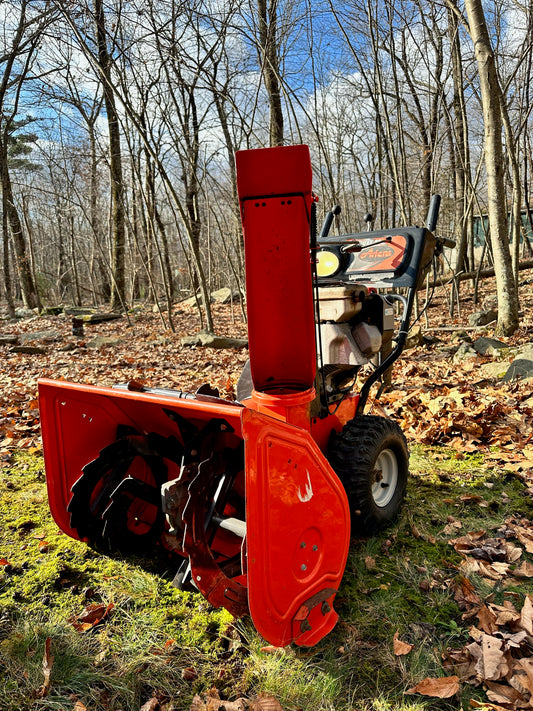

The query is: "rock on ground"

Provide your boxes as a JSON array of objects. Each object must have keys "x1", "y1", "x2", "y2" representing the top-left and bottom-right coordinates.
[
  {"x1": 453, "y1": 342, "x2": 477, "y2": 362},
  {"x1": 86, "y1": 336, "x2": 123, "y2": 349},
  {"x1": 181, "y1": 331, "x2": 248, "y2": 349},
  {"x1": 503, "y1": 359, "x2": 533, "y2": 382},
  {"x1": 467, "y1": 310, "x2": 497, "y2": 327},
  {"x1": 472, "y1": 337, "x2": 508, "y2": 357}
]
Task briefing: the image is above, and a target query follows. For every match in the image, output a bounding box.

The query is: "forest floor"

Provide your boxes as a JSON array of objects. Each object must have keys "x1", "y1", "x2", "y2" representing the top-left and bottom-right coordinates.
[{"x1": 2, "y1": 271, "x2": 533, "y2": 711}]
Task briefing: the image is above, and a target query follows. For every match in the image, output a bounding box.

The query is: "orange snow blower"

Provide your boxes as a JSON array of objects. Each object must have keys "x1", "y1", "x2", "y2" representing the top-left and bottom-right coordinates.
[{"x1": 39, "y1": 145, "x2": 448, "y2": 647}]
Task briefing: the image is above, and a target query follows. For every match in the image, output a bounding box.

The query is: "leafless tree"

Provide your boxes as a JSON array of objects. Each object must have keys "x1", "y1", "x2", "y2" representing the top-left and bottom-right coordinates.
[
  {"x1": 460, "y1": 0, "x2": 519, "y2": 335},
  {"x1": 0, "y1": 0, "x2": 48, "y2": 312}
]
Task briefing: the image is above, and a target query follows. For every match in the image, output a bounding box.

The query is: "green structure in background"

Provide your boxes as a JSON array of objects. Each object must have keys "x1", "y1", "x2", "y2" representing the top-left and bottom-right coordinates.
[{"x1": 473, "y1": 209, "x2": 533, "y2": 247}]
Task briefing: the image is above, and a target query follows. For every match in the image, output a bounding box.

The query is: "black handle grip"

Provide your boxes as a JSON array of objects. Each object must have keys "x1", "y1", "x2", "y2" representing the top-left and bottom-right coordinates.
[
  {"x1": 310, "y1": 201, "x2": 317, "y2": 250},
  {"x1": 438, "y1": 236, "x2": 456, "y2": 249},
  {"x1": 319, "y1": 205, "x2": 341, "y2": 240},
  {"x1": 426, "y1": 194, "x2": 441, "y2": 233}
]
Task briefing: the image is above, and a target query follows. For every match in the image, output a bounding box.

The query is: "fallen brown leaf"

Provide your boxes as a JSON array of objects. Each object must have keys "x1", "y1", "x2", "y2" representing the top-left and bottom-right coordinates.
[
  {"x1": 189, "y1": 695, "x2": 247, "y2": 711},
  {"x1": 503, "y1": 541, "x2": 522, "y2": 563},
  {"x1": 466, "y1": 634, "x2": 509, "y2": 683},
  {"x1": 69, "y1": 602, "x2": 114, "y2": 632},
  {"x1": 459, "y1": 494, "x2": 489, "y2": 506},
  {"x1": 512, "y1": 560, "x2": 533, "y2": 578},
  {"x1": 470, "y1": 701, "x2": 513, "y2": 710},
  {"x1": 251, "y1": 695, "x2": 285, "y2": 711},
  {"x1": 451, "y1": 576, "x2": 482, "y2": 612},
  {"x1": 182, "y1": 666, "x2": 198, "y2": 681},
  {"x1": 514, "y1": 527, "x2": 533, "y2": 554},
  {"x1": 450, "y1": 530, "x2": 487, "y2": 553},
  {"x1": 442, "y1": 647, "x2": 476, "y2": 681},
  {"x1": 189, "y1": 691, "x2": 284, "y2": 711},
  {"x1": 485, "y1": 680, "x2": 528, "y2": 708},
  {"x1": 393, "y1": 631, "x2": 414, "y2": 656},
  {"x1": 490, "y1": 600, "x2": 519, "y2": 619},
  {"x1": 35, "y1": 637, "x2": 53, "y2": 698},
  {"x1": 479, "y1": 634, "x2": 506, "y2": 681},
  {"x1": 406, "y1": 675, "x2": 460, "y2": 698},
  {"x1": 484, "y1": 561, "x2": 510, "y2": 577},
  {"x1": 516, "y1": 657, "x2": 533, "y2": 696},
  {"x1": 443, "y1": 520, "x2": 462, "y2": 535},
  {"x1": 477, "y1": 605, "x2": 498, "y2": 635},
  {"x1": 260, "y1": 645, "x2": 286, "y2": 655},
  {"x1": 520, "y1": 595, "x2": 533, "y2": 635}
]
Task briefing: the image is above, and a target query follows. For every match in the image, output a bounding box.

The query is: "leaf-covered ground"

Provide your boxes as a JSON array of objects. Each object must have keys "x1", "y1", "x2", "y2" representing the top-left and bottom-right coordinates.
[{"x1": 1, "y1": 274, "x2": 533, "y2": 711}]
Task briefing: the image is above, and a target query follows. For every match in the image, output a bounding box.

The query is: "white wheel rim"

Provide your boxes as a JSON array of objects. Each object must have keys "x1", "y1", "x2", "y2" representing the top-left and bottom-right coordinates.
[{"x1": 371, "y1": 448, "x2": 398, "y2": 507}]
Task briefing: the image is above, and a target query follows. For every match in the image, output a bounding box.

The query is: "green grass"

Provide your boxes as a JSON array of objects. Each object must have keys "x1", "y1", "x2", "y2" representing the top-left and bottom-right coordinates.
[{"x1": 1, "y1": 448, "x2": 532, "y2": 710}]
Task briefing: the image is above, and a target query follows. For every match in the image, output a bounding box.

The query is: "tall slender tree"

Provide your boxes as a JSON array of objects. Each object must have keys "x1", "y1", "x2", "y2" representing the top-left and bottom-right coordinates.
[
  {"x1": 461, "y1": 0, "x2": 519, "y2": 335},
  {"x1": 93, "y1": 0, "x2": 126, "y2": 310},
  {"x1": 257, "y1": 0, "x2": 284, "y2": 146},
  {"x1": 0, "y1": 0, "x2": 43, "y2": 312}
]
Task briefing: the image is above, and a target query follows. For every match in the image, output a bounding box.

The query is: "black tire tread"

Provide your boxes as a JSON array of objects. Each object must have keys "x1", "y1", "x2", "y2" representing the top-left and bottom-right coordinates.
[{"x1": 328, "y1": 415, "x2": 409, "y2": 533}]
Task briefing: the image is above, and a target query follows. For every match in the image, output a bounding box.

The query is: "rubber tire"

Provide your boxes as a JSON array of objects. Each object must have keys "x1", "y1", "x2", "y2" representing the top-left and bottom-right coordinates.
[{"x1": 327, "y1": 415, "x2": 409, "y2": 534}]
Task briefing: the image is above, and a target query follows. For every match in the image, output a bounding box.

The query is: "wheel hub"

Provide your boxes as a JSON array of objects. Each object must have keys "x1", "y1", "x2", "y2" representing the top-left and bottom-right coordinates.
[{"x1": 371, "y1": 448, "x2": 398, "y2": 508}]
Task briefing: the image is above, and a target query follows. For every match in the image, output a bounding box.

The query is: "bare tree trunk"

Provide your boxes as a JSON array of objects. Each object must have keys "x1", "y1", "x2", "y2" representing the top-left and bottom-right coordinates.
[
  {"x1": 524, "y1": 148, "x2": 533, "y2": 256},
  {"x1": 2, "y1": 189, "x2": 15, "y2": 317},
  {"x1": 462, "y1": 0, "x2": 519, "y2": 336},
  {"x1": 448, "y1": 6, "x2": 471, "y2": 273},
  {"x1": 87, "y1": 121, "x2": 110, "y2": 303},
  {"x1": 94, "y1": 0, "x2": 126, "y2": 310},
  {"x1": 257, "y1": 0, "x2": 284, "y2": 146},
  {"x1": 0, "y1": 0, "x2": 41, "y2": 310},
  {"x1": 0, "y1": 139, "x2": 39, "y2": 309},
  {"x1": 521, "y1": 8, "x2": 533, "y2": 258},
  {"x1": 20, "y1": 194, "x2": 43, "y2": 309}
]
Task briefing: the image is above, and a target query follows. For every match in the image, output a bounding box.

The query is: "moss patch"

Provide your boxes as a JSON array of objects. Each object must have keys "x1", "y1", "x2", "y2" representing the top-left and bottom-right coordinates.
[{"x1": 2, "y1": 448, "x2": 533, "y2": 710}]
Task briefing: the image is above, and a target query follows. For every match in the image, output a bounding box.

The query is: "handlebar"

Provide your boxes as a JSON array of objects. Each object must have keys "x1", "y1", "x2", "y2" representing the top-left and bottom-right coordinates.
[
  {"x1": 426, "y1": 194, "x2": 441, "y2": 233},
  {"x1": 436, "y1": 236, "x2": 456, "y2": 250},
  {"x1": 319, "y1": 205, "x2": 341, "y2": 240},
  {"x1": 424, "y1": 194, "x2": 456, "y2": 251}
]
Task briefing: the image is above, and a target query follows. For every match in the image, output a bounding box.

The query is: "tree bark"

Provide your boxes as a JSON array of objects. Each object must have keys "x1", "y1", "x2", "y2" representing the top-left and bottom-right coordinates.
[
  {"x1": 257, "y1": 0, "x2": 284, "y2": 146},
  {"x1": 447, "y1": 6, "x2": 472, "y2": 275},
  {"x1": 463, "y1": 0, "x2": 519, "y2": 336},
  {"x1": 0, "y1": 136, "x2": 39, "y2": 309},
  {"x1": 0, "y1": 0, "x2": 40, "y2": 310},
  {"x1": 2, "y1": 180, "x2": 15, "y2": 317},
  {"x1": 94, "y1": 0, "x2": 126, "y2": 310}
]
